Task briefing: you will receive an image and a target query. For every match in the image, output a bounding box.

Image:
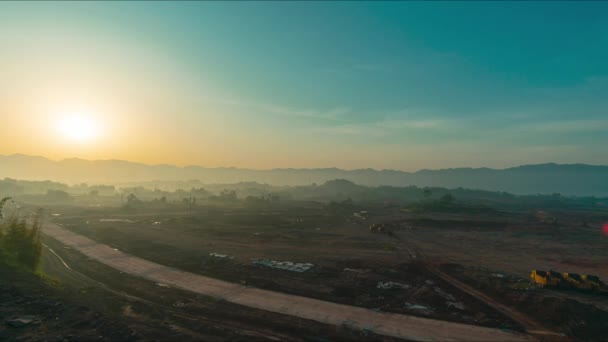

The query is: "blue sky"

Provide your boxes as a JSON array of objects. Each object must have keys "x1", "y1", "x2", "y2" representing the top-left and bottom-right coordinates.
[{"x1": 1, "y1": 2, "x2": 607, "y2": 170}]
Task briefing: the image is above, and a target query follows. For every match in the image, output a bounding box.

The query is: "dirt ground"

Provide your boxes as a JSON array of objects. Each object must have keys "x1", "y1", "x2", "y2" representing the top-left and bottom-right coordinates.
[
  {"x1": 42, "y1": 224, "x2": 532, "y2": 341},
  {"x1": 47, "y1": 203, "x2": 608, "y2": 340},
  {"x1": 0, "y1": 265, "x2": 169, "y2": 342},
  {"x1": 52, "y1": 208, "x2": 519, "y2": 329},
  {"x1": 391, "y1": 211, "x2": 608, "y2": 280},
  {"x1": 1, "y1": 241, "x2": 400, "y2": 341},
  {"x1": 439, "y1": 264, "x2": 608, "y2": 341}
]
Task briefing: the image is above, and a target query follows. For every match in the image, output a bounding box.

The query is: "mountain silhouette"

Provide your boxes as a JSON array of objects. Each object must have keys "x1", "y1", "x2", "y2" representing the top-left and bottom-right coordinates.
[{"x1": 1, "y1": 154, "x2": 606, "y2": 196}]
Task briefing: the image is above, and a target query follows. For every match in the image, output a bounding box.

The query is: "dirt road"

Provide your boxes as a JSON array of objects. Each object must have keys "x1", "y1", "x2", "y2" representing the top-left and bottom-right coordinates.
[
  {"x1": 43, "y1": 223, "x2": 534, "y2": 341},
  {"x1": 425, "y1": 265, "x2": 564, "y2": 338},
  {"x1": 393, "y1": 230, "x2": 563, "y2": 339}
]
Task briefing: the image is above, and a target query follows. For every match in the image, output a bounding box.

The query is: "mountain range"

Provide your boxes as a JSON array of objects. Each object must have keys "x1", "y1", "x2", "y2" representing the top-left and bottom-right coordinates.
[{"x1": 1, "y1": 154, "x2": 607, "y2": 196}]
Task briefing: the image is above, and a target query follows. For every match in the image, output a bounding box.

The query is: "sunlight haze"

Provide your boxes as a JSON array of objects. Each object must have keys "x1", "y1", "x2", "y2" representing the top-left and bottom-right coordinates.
[
  {"x1": 1, "y1": 2, "x2": 608, "y2": 170},
  {"x1": 2, "y1": 3, "x2": 608, "y2": 341}
]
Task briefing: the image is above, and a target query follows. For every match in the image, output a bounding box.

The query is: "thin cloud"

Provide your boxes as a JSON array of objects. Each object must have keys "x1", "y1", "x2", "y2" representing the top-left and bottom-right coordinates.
[
  {"x1": 210, "y1": 97, "x2": 350, "y2": 121},
  {"x1": 376, "y1": 118, "x2": 447, "y2": 129},
  {"x1": 314, "y1": 117, "x2": 450, "y2": 138},
  {"x1": 262, "y1": 104, "x2": 350, "y2": 121},
  {"x1": 518, "y1": 119, "x2": 608, "y2": 133}
]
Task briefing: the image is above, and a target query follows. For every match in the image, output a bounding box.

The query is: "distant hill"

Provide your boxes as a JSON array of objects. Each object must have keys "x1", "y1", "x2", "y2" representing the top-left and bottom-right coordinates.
[{"x1": 1, "y1": 154, "x2": 607, "y2": 196}]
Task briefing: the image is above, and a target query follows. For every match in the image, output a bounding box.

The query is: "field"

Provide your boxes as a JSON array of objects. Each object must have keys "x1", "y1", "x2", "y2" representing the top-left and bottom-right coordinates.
[{"x1": 41, "y1": 201, "x2": 608, "y2": 340}]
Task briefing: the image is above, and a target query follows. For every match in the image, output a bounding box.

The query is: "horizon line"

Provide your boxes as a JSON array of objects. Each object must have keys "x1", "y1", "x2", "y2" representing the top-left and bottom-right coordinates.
[{"x1": 2, "y1": 153, "x2": 607, "y2": 174}]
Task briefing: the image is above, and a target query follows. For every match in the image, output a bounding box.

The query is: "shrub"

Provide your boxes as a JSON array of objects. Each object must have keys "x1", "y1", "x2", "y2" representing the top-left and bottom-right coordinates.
[{"x1": 0, "y1": 214, "x2": 43, "y2": 272}]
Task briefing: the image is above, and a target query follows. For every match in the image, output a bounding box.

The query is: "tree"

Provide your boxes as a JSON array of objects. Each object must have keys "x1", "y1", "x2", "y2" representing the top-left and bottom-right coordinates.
[
  {"x1": 46, "y1": 189, "x2": 70, "y2": 201},
  {"x1": 182, "y1": 196, "x2": 196, "y2": 210},
  {"x1": 440, "y1": 193, "x2": 454, "y2": 204},
  {"x1": 220, "y1": 190, "x2": 237, "y2": 201},
  {"x1": 90, "y1": 185, "x2": 115, "y2": 196},
  {"x1": 423, "y1": 188, "x2": 432, "y2": 198},
  {"x1": 126, "y1": 193, "x2": 140, "y2": 205},
  {"x1": 191, "y1": 187, "x2": 210, "y2": 198}
]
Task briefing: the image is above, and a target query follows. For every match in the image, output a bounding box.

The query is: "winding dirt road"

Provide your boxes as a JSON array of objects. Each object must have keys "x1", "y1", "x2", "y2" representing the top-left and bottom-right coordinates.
[{"x1": 43, "y1": 223, "x2": 534, "y2": 341}]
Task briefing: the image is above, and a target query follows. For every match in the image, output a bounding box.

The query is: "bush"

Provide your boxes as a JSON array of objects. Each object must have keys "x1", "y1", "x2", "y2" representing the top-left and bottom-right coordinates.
[{"x1": 0, "y1": 215, "x2": 43, "y2": 272}]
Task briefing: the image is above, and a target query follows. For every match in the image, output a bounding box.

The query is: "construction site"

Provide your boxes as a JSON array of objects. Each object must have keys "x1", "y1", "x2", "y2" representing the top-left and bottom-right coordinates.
[
  {"x1": 3, "y1": 1, "x2": 608, "y2": 340},
  {"x1": 0, "y1": 197, "x2": 598, "y2": 341}
]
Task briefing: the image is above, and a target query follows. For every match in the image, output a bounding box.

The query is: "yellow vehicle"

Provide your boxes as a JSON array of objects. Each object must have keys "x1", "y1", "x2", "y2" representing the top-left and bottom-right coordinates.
[
  {"x1": 530, "y1": 270, "x2": 563, "y2": 287},
  {"x1": 581, "y1": 275, "x2": 603, "y2": 290},
  {"x1": 531, "y1": 269, "x2": 606, "y2": 292},
  {"x1": 562, "y1": 272, "x2": 593, "y2": 290}
]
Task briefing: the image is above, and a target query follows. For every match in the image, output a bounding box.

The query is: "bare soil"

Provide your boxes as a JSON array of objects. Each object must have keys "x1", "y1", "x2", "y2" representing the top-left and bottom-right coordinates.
[
  {"x1": 48, "y1": 203, "x2": 608, "y2": 340},
  {"x1": 440, "y1": 263, "x2": 608, "y2": 341}
]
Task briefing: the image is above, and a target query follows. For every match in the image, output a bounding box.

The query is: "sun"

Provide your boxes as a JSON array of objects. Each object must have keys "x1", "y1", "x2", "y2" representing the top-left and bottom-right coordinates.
[{"x1": 56, "y1": 114, "x2": 100, "y2": 143}]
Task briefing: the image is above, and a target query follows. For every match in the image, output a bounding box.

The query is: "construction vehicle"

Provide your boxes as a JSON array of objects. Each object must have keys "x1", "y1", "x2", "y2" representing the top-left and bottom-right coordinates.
[
  {"x1": 561, "y1": 272, "x2": 593, "y2": 290},
  {"x1": 531, "y1": 269, "x2": 607, "y2": 292},
  {"x1": 581, "y1": 274, "x2": 603, "y2": 289},
  {"x1": 530, "y1": 270, "x2": 563, "y2": 287}
]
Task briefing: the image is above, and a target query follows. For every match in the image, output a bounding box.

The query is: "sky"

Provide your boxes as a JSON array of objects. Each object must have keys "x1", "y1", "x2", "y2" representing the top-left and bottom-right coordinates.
[{"x1": 1, "y1": 1, "x2": 607, "y2": 171}]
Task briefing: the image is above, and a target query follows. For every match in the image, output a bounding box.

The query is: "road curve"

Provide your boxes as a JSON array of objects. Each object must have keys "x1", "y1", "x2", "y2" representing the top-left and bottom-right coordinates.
[{"x1": 43, "y1": 223, "x2": 534, "y2": 341}]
